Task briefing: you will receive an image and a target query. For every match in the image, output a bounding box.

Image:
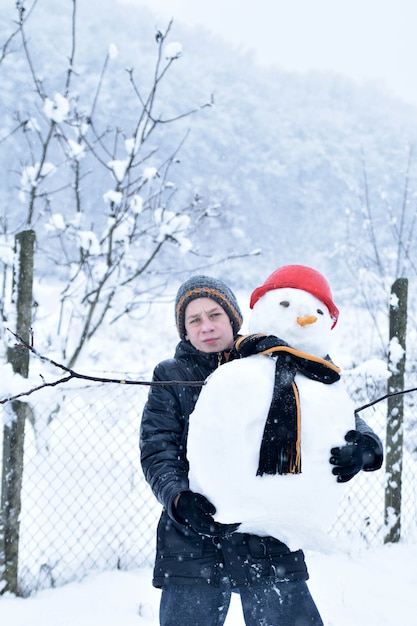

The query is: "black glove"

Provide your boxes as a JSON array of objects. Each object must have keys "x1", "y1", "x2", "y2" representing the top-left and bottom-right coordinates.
[
  {"x1": 175, "y1": 490, "x2": 240, "y2": 537},
  {"x1": 330, "y1": 430, "x2": 380, "y2": 483}
]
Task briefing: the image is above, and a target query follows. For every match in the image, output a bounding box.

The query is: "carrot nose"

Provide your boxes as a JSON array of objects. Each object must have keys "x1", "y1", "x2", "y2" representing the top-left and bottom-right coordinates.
[{"x1": 297, "y1": 315, "x2": 317, "y2": 327}]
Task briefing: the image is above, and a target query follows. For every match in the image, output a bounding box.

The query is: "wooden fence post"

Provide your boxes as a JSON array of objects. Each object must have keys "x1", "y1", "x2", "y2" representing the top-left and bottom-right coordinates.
[
  {"x1": 384, "y1": 277, "x2": 408, "y2": 544},
  {"x1": 0, "y1": 229, "x2": 36, "y2": 595}
]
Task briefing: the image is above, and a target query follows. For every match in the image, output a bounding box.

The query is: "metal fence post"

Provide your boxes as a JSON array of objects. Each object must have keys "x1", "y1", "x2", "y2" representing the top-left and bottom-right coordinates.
[{"x1": 384, "y1": 277, "x2": 408, "y2": 544}]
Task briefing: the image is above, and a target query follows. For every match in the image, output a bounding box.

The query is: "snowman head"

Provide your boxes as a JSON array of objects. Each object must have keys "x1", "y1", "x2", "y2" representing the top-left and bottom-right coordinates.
[{"x1": 248, "y1": 265, "x2": 339, "y2": 356}]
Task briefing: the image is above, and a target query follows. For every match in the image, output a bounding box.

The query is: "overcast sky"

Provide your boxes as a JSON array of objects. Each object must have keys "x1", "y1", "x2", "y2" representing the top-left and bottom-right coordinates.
[{"x1": 120, "y1": 0, "x2": 417, "y2": 108}]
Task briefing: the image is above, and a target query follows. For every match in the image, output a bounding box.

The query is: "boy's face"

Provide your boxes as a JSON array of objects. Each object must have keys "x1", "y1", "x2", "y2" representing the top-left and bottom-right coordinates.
[{"x1": 184, "y1": 297, "x2": 234, "y2": 353}]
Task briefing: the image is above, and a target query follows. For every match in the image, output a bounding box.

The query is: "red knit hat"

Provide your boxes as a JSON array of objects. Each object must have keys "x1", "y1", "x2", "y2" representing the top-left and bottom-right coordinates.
[{"x1": 250, "y1": 265, "x2": 339, "y2": 328}]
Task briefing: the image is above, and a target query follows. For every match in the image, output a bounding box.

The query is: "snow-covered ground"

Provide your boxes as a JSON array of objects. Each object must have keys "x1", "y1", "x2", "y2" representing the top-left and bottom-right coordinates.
[{"x1": 1, "y1": 541, "x2": 416, "y2": 625}]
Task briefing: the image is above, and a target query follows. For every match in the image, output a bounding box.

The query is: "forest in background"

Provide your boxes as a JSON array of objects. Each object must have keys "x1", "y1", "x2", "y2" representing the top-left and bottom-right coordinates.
[{"x1": 1, "y1": 0, "x2": 417, "y2": 365}]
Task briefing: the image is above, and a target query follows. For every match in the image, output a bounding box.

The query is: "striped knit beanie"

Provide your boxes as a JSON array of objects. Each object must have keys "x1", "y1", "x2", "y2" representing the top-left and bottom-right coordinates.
[{"x1": 175, "y1": 275, "x2": 243, "y2": 340}]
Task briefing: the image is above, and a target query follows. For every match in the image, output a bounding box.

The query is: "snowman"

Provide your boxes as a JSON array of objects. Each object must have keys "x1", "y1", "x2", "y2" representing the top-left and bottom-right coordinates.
[{"x1": 186, "y1": 265, "x2": 356, "y2": 551}]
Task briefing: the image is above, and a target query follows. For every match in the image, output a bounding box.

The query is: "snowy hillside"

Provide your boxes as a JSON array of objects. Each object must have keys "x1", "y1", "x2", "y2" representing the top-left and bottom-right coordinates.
[{"x1": 2, "y1": 0, "x2": 417, "y2": 291}]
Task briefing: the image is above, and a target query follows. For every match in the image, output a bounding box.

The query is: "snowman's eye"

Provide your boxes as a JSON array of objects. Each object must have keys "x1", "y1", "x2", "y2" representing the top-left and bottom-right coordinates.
[
  {"x1": 280, "y1": 301, "x2": 290, "y2": 308},
  {"x1": 317, "y1": 308, "x2": 324, "y2": 315}
]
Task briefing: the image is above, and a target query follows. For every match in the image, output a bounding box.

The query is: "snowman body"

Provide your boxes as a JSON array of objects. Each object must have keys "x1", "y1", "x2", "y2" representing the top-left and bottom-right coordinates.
[{"x1": 187, "y1": 288, "x2": 355, "y2": 550}]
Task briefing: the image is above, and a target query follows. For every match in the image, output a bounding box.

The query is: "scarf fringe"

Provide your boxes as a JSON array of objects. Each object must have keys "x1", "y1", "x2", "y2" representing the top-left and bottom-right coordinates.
[{"x1": 257, "y1": 446, "x2": 302, "y2": 476}]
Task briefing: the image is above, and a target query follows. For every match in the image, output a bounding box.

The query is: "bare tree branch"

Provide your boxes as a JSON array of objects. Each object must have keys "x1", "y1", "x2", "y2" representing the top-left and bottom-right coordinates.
[{"x1": 1, "y1": 329, "x2": 205, "y2": 405}]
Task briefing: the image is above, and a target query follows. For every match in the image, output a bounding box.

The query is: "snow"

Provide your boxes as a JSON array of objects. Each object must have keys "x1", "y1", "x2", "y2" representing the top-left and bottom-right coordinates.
[
  {"x1": 43, "y1": 93, "x2": 69, "y2": 123},
  {"x1": 348, "y1": 358, "x2": 390, "y2": 379},
  {"x1": 388, "y1": 336, "x2": 405, "y2": 373},
  {"x1": 1, "y1": 543, "x2": 416, "y2": 625},
  {"x1": 164, "y1": 42, "x2": 183, "y2": 59},
  {"x1": 0, "y1": 235, "x2": 15, "y2": 266},
  {"x1": 108, "y1": 158, "x2": 130, "y2": 182},
  {"x1": 103, "y1": 189, "x2": 123, "y2": 206},
  {"x1": 67, "y1": 139, "x2": 86, "y2": 160},
  {"x1": 142, "y1": 167, "x2": 157, "y2": 181},
  {"x1": 188, "y1": 288, "x2": 356, "y2": 549},
  {"x1": 153, "y1": 208, "x2": 191, "y2": 250},
  {"x1": 1, "y1": 283, "x2": 416, "y2": 624},
  {"x1": 45, "y1": 213, "x2": 66, "y2": 232},
  {"x1": 20, "y1": 162, "x2": 56, "y2": 192},
  {"x1": 188, "y1": 354, "x2": 356, "y2": 551},
  {"x1": 0, "y1": 362, "x2": 28, "y2": 402},
  {"x1": 108, "y1": 43, "x2": 119, "y2": 60},
  {"x1": 77, "y1": 230, "x2": 101, "y2": 254},
  {"x1": 130, "y1": 195, "x2": 144, "y2": 214}
]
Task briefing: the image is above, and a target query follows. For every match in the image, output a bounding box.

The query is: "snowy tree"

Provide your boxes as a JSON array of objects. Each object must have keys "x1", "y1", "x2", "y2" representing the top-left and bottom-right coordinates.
[{"x1": 0, "y1": 0, "x2": 249, "y2": 369}]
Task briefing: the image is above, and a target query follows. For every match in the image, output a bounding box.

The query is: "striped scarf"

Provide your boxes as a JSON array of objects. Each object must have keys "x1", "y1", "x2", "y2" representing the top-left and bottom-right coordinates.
[{"x1": 231, "y1": 334, "x2": 341, "y2": 476}]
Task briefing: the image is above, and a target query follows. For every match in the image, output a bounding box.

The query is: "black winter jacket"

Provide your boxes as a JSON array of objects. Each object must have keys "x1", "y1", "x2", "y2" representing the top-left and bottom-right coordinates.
[{"x1": 140, "y1": 340, "x2": 382, "y2": 589}]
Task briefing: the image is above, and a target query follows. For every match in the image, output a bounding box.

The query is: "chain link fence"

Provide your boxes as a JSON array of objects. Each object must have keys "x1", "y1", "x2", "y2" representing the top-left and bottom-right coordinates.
[{"x1": 1, "y1": 368, "x2": 416, "y2": 596}]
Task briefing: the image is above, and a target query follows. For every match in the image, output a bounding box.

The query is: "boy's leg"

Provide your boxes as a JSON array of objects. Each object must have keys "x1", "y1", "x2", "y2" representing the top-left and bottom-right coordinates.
[
  {"x1": 239, "y1": 580, "x2": 324, "y2": 626},
  {"x1": 160, "y1": 578, "x2": 232, "y2": 626}
]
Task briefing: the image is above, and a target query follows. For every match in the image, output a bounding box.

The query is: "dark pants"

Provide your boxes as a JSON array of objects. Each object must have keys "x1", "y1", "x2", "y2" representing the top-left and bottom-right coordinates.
[{"x1": 159, "y1": 578, "x2": 324, "y2": 626}]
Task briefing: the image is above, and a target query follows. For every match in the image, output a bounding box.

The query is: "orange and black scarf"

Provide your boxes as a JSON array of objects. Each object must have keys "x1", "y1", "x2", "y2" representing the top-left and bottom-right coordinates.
[{"x1": 231, "y1": 334, "x2": 341, "y2": 476}]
